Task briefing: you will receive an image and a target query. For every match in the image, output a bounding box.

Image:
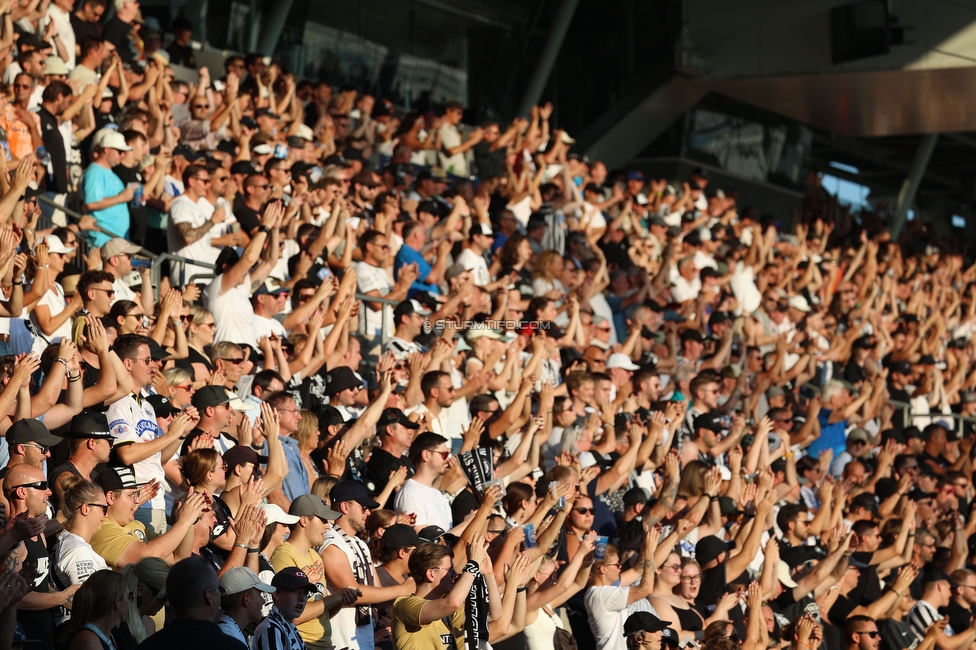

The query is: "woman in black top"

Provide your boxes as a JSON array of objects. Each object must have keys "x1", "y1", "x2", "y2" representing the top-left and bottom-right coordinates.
[
  {"x1": 60, "y1": 570, "x2": 131, "y2": 650},
  {"x1": 176, "y1": 305, "x2": 216, "y2": 388}
]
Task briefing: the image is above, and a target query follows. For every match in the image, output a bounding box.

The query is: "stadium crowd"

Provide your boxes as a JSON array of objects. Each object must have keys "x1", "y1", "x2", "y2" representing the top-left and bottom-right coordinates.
[{"x1": 0, "y1": 2, "x2": 967, "y2": 650}]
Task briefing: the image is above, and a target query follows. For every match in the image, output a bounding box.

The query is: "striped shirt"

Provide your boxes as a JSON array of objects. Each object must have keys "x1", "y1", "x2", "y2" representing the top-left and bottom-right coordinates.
[
  {"x1": 908, "y1": 599, "x2": 954, "y2": 639},
  {"x1": 253, "y1": 606, "x2": 306, "y2": 650}
]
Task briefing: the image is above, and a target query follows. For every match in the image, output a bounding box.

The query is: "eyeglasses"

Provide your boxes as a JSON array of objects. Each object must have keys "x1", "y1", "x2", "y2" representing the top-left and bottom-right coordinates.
[
  {"x1": 9, "y1": 480, "x2": 47, "y2": 491},
  {"x1": 133, "y1": 357, "x2": 156, "y2": 365},
  {"x1": 681, "y1": 575, "x2": 702, "y2": 583},
  {"x1": 432, "y1": 450, "x2": 451, "y2": 460},
  {"x1": 248, "y1": 183, "x2": 270, "y2": 189},
  {"x1": 81, "y1": 503, "x2": 109, "y2": 514},
  {"x1": 21, "y1": 443, "x2": 49, "y2": 454},
  {"x1": 13, "y1": 83, "x2": 31, "y2": 89},
  {"x1": 192, "y1": 103, "x2": 208, "y2": 109},
  {"x1": 220, "y1": 357, "x2": 246, "y2": 364},
  {"x1": 575, "y1": 507, "x2": 595, "y2": 515},
  {"x1": 662, "y1": 563, "x2": 682, "y2": 571},
  {"x1": 856, "y1": 631, "x2": 880, "y2": 639},
  {"x1": 431, "y1": 565, "x2": 454, "y2": 574},
  {"x1": 123, "y1": 592, "x2": 136, "y2": 602},
  {"x1": 91, "y1": 287, "x2": 115, "y2": 296},
  {"x1": 174, "y1": 384, "x2": 193, "y2": 391},
  {"x1": 193, "y1": 177, "x2": 212, "y2": 184}
]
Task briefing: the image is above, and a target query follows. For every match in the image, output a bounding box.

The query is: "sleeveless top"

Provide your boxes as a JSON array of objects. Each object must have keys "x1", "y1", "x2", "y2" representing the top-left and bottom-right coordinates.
[{"x1": 524, "y1": 608, "x2": 562, "y2": 650}]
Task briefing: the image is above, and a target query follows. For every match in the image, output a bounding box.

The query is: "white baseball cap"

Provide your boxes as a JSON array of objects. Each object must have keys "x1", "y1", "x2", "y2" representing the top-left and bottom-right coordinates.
[
  {"x1": 607, "y1": 353, "x2": 640, "y2": 371},
  {"x1": 259, "y1": 502, "x2": 300, "y2": 525},
  {"x1": 94, "y1": 128, "x2": 132, "y2": 151},
  {"x1": 44, "y1": 235, "x2": 75, "y2": 255}
]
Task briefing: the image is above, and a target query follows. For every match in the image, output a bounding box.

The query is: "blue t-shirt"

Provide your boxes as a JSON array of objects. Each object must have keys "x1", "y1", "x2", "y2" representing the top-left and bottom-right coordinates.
[
  {"x1": 394, "y1": 244, "x2": 441, "y2": 297},
  {"x1": 808, "y1": 408, "x2": 848, "y2": 457},
  {"x1": 82, "y1": 163, "x2": 129, "y2": 246}
]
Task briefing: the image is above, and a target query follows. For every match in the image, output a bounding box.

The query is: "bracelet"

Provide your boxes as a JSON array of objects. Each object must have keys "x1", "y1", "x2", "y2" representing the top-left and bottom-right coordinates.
[
  {"x1": 463, "y1": 561, "x2": 480, "y2": 577},
  {"x1": 55, "y1": 358, "x2": 69, "y2": 372},
  {"x1": 251, "y1": 444, "x2": 264, "y2": 451},
  {"x1": 516, "y1": 586, "x2": 527, "y2": 593},
  {"x1": 37, "y1": 264, "x2": 49, "y2": 269},
  {"x1": 247, "y1": 547, "x2": 260, "y2": 553},
  {"x1": 785, "y1": 452, "x2": 794, "y2": 459},
  {"x1": 12, "y1": 281, "x2": 21, "y2": 286},
  {"x1": 67, "y1": 371, "x2": 81, "y2": 382},
  {"x1": 907, "y1": 532, "x2": 915, "y2": 537},
  {"x1": 709, "y1": 495, "x2": 720, "y2": 502},
  {"x1": 233, "y1": 543, "x2": 249, "y2": 550}
]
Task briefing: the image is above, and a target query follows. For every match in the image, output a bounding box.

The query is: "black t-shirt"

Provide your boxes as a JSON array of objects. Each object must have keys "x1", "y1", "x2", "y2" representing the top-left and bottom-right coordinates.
[
  {"x1": 39, "y1": 107, "x2": 69, "y2": 193},
  {"x1": 850, "y1": 552, "x2": 883, "y2": 605},
  {"x1": 18, "y1": 534, "x2": 54, "y2": 642},
  {"x1": 473, "y1": 141, "x2": 505, "y2": 178},
  {"x1": 778, "y1": 537, "x2": 826, "y2": 568},
  {"x1": 946, "y1": 601, "x2": 975, "y2": 635},
  {"x1": 175, "y1": 347, "x2": 215, "y2": 376},
  {"x1": 364, "y1": 448, "x2": 414, "y2": 497},
  {"x1": 499, "y1": 266, "x2": 533, "y2": 303},
  {"x1": 166, "y1": 42, "x2": 197, "y2": 68},
  {"x1": 233, "y1": 199, "x2": 261, "y2": 234},
  {"x1": 697, "y1": 563, "x2": 726, "y2": 610},
  {"x1": 102, "y1": 16, "x2": 136, "y2": 64},
  {"x1": 452, "y1": 488, "x2": 479, "y2": 525},
  {"x1": 879, "y1": 618, "x2": 919, "y2": 650}
]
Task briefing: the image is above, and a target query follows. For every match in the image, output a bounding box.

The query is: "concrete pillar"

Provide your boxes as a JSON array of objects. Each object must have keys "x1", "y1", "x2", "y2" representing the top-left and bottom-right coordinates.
[
  {"x1": 256, "y1": 0, "x2": 297, "y2": 56},
  {"x1": 516, "y1": 0, "x2": 579, "y2": 117},
  {"x1": 891, "y1": 133, "x2": 938, "y2": 239}
]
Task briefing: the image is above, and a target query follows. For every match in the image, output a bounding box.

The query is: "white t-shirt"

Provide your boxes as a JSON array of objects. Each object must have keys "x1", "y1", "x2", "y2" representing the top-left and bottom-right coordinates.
[
  {"x1": 40, "y1": 5, "x2": 75, "y2": 68},
  {"x1": 671, "y1": 275, "x2": 701, "y2": 303},
  {"x1": 585, "y1": 585, "x2": 654, "y2": 650},
  {"x1": 356, "y1": 261, "x2": 394, "y2": 339},
  {"x1": 456, "y1": 248, "x2": 490, "y2": 286},
  {"x1": 204, "y1": 272, "x2": 256, "y2": 346},
  {"x1": 438, "y1": 123, "x2": 468, "y2": 176},
  {"x1": 253, "y1": 314, "x2": 287, "y2": 343},
  {"x1": 31, "y1": 283, "x2": 71, "y2": 354},
  {"x1": 168, "y1": 194, "x2": 220, "y2": 284},
  {"x1": 54, "y1": 530, "x2": 108, "y2": 587},
  {"x1": 107, "y1": 394, "x2": 165, "y2": 509},
  {"x1": 393, "y1": 479, "x2": 453, "y2": 530},
  {"x1": 730, "y1": 262, "x2": 762, "y2": 316}
]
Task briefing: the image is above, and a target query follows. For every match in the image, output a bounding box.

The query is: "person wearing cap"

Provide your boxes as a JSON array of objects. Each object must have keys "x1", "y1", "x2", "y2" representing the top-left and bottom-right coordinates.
[
  {"x1": 252, "y1": 278, "x2": 291, "y2": 344},
  {"x1": 622, "y1": 612, "x2": 672, "y2": 650},
  {"x1": 324, "y1": 366, "x2": 368, "y2": 423},
  {"x1": 136, "y1": 556, "x2": 248, "y2": 650},
  {"x1": 50, "y1": 413, "x2": 114, "y2": 508},
  {"x1": 101, "y1": 236, "x2": 153, "y2": 312},
  {"x1": 183, "y1": 386, "x2": 241, "y2": 454},
  {"x1": 607, "y1": 353, "x2": 640, "y2": 401},
  {"x1": 384, "y1": 299, "x2": 431, "y2": 362},
  {"x1": 323, "y1": 480, "x2": 415, "y2": 649},
  {"x1": 270, "y1": 494, "x2": 342, "y2": 649},
  {"x1": 374, "y1": 524, "x2": 422, "y2": 642},
  {"x1": 254, "y1": 567, "x2": 360, "y2": 650},
  {"x1": 1, "y1": 418, "x2": 63, "y2": 481},
  {"x1": 394, "y1": 432, "x2": 455, "y2": 532},
  {"x1": 83, "y1": 127, "x2": 137, "y2": 246},
  {"x1": 830, "y1": 428, "x2": 873, "y2": 477},
  {"x1": 106, "y1": 334, "x2": 188, "y2": 535},
  {"x1": 217, "y1": 566, "x2": 276, "y2": 645},
  {"x1": 30, "y1": 235, "x2": 82, "y2": 354},
  {"x1": 358, "y1": 229, "x2": 418, "y2": 341},
  {"x1": 680, "y1": 373, "x2": 720, "y2": 439},
  {"x1": 90, "y1": 465, "x2": 206, "y2": 569},
  {"x1": 365, "y1": 407, "x2": 419, "y2": 498}
]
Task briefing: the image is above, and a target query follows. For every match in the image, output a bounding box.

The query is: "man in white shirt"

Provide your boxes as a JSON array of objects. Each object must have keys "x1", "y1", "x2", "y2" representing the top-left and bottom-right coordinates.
[
  {"x1": 394, "y1": 432, "x2": 454, "y2": 532},
  {"x1": 101, "y1": 237, "x2": 151, "y2": 312},
  {"x1": 456, "y1": 223, "x2": 492, "y2": 286},
  {"x1": 252, "y1": 278, "x2": 289, "y2": 345},
  {"x1": 383, "y1": 299, "x2": 429, "y2": 361},
  {"x1": 437, "y1": 101, "x2": 482, "y2": 177},
  {"x1": 670, "y1": 257, "x2": 701, "y2": 304},
  {"x1": 356, "y1": 230, "x2": 416, "y2": 341},
  {"x1": 167, "y1": 163, "x2": 224, "y2": 284}
]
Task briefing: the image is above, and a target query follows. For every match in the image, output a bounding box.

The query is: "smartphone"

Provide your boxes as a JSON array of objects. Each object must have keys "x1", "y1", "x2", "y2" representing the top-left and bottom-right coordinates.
[{"x1": 274, "y1": 144, "x2": 289, "y2": 159}]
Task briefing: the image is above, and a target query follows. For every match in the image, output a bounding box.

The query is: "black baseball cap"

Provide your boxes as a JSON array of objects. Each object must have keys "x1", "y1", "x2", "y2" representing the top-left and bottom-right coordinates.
[
  {"x1": 696, "y1": 536, "x2": 734, "y2": 566},
  {"x1": 377, "y1": 408, "x2": 419, "y2": 430},
  {"x1": 271, "y1": 567, "x2": 317, "y2": 592},
  {"x1": 694, "y1": 411, "x2": 728, "y2": 434},
  {"x1": 94, "y1": 465, "x2": 143, "y2": 491},
  {"x1": 330, "y1": 480, "x2": 380, "y2": 509},
  {"x1": 147, "y1": 394, "x2": 180, "y2": 419},
  {"x1": 381, "y1": 524, "x2": 422, "y2": 552},
  {"x1": 325, "y1": 367, "x2": 362, "y2": 396},
  {"x1": 890, "y1": 360, "x2": 912, "y2": 374},
  {"x1": 192, "y1": 386, "x2": 232, "y2": 410},
  {"x1": 8, "y1": 419, "x2": 62, "y2": 447},
  {"x1": 223, "y1": 445, "x2": 268, "y2": 471},
  {"x1": 623, "y1": 612, "x2": 670, "y2": 636}
]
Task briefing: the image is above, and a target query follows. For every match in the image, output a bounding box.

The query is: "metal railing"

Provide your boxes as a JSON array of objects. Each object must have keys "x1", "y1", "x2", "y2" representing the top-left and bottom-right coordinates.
[
  {"x1": 35, "y1": 194, "x2": 158, "y2": 265},
  {"x1": 887, "y1": 399, "x2": 976, "y2": 433}
]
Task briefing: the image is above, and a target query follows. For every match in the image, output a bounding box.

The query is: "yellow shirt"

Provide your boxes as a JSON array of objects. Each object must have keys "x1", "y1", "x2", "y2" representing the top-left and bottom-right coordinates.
[
  {"x1": 91, "y1": 518, "x2": 147, "y2": 568},
  {"x1": 271, "y1": 541, "x2": 332, "y2": 650},
  {"x1": 392, "y1": 595, "x2": 465, "y2": 650}
]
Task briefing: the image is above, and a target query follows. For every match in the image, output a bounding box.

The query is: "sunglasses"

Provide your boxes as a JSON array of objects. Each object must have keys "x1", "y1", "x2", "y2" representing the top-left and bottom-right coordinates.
[
  {"x1": 82, "y1": 503, "x2": 110, "y2": 515},
  {"x1": 575, "y1": 507, "x2": 595, "y2": 515},
  {"x1": 220, "y1": 357, "x2": 246, "y2": 364},
  {"x1": 856, "y1": 632, "x2": 880, "y2": 639},
  {"x1": 9, "y1": 480, "x2": 48, "y2": 491}
]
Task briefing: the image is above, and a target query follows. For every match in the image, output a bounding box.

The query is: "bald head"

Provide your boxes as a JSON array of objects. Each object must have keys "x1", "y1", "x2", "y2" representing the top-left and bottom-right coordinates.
[{"x1": 4, "y1": 463, "x2": 44, "y2": 491}]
